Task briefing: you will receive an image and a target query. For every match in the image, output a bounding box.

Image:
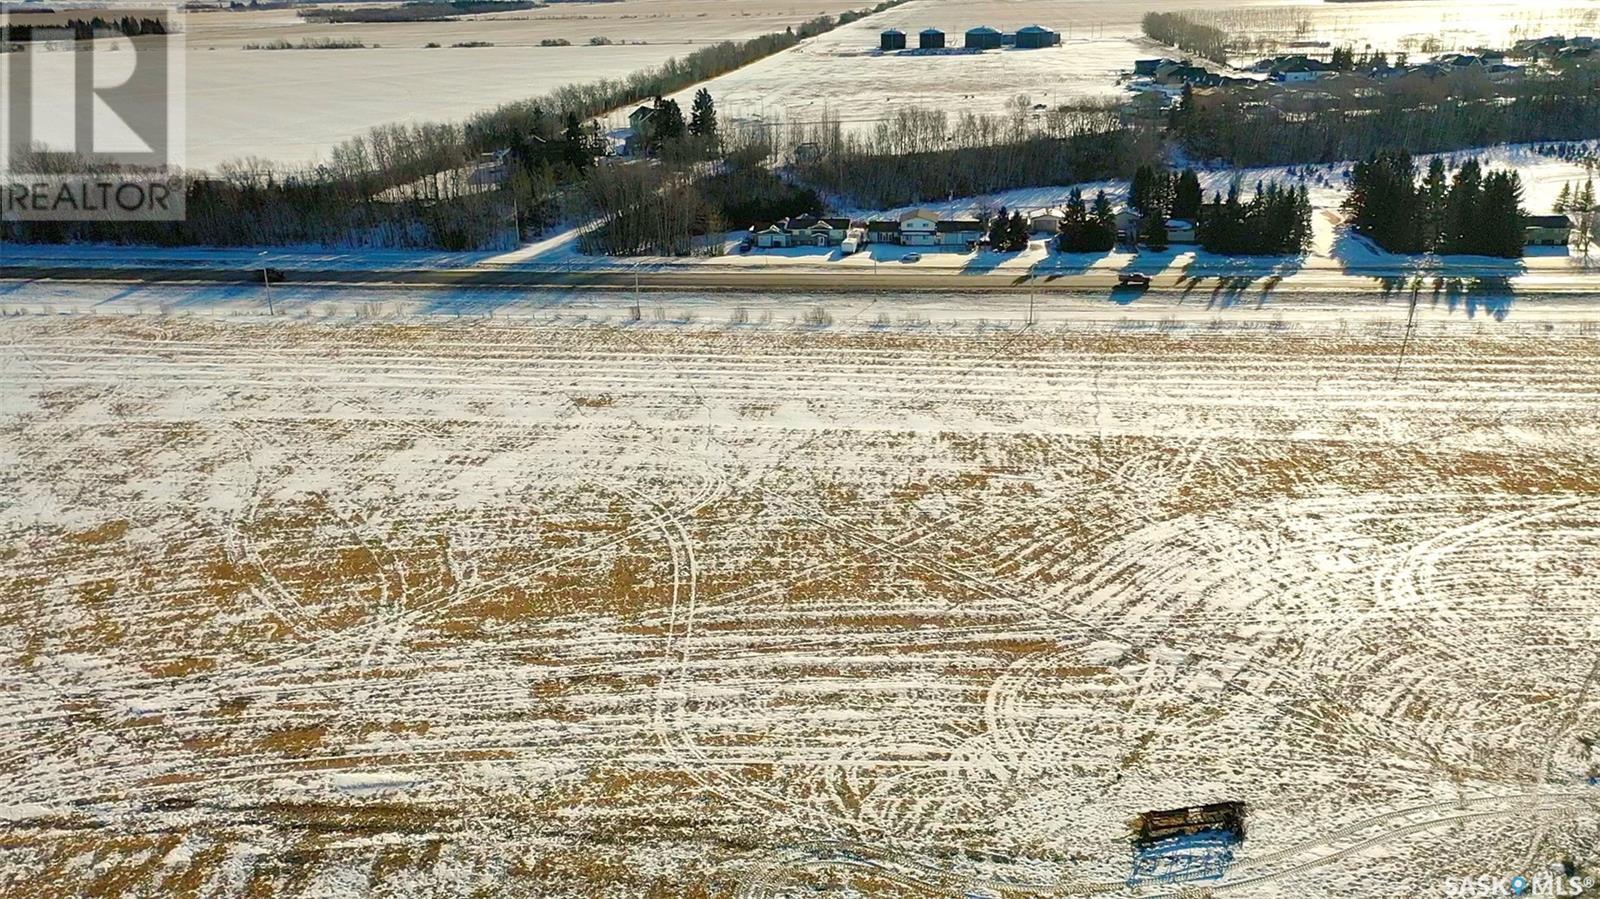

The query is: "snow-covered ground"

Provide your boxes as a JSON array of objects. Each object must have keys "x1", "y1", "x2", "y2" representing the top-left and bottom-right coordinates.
[
  {"x1": 3, "y1": 307, "x2": 1600, "y2": 896},
  {"x1": 12, "y1": 0, "x2": 865, "y2": 172}
]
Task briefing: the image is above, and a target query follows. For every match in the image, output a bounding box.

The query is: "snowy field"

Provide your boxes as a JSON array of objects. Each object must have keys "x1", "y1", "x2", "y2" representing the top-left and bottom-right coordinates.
[
  {"x1": 3, "y1": 305, "x2": 1600, "y2": 897},
  {"x1": 9, "y1": 0, "x2": 862, "y2": 172},
  {"x1": 652, "y1": 0, "x2": 1598, "y2": 135}
]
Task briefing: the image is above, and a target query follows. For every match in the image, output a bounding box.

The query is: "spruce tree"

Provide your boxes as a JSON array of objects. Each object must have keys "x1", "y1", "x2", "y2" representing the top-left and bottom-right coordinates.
[
  {"x1": 652, "y1": 97, "x2": 685, "y2": 147},
  {"x1": 988, "y1": 206, "x2": 1010, "y2": 248},
  {"x1": 1419, "y1": 157, "x2": 1448, "y2": 252},
  {"x1": 1092, "y1": 190, "x2": 1116, "y2": 251},
  {"x1": 1130, "y1": 166, "x2": 1155, "y2": 214},
  {"x1": 1443, "y1": 159, "x2": 1482, "y2": 254},
  {"x1": 1008, "y1": 210, "x2": 1030, "y2": 251},
  {"x1": 1477, "y1": 170, "x2": 1526, "y2": 258},
  {"x1": 689, "y1": 88, "x2": 717, "y2": 139},
  {"x1": 1173, "y1": 169, "x2": 1203, "y2": 221}
]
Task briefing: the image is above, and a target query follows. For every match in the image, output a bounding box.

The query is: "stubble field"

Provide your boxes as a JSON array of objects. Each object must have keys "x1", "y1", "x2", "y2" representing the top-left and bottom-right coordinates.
[{"x1": 2, "y1": 310, "x2": 1599, "y2": 897}]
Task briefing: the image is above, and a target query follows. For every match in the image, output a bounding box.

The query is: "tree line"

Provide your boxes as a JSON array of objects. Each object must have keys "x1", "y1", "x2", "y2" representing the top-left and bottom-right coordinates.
[
  {"x1": 1197, "y1": 178, "x2": 1312, "y2": 255},
  {"x1": 2, "y1": 15, "x2": 168, "y2": 41},
  {"x1": 301, "y1": 0, "x2": 539, "y2": 24},
  {"x1": 1141, "y1": 13, "x2": 1230, "y2": 63},
  {"x1": 1168, "y1": 61, "x2": 1600, "y2": 166},
  {"x1": 781, "y1": 104, "x2": 1158, "y2": 209},
  {"x1": 1343, "y1": 150, "x2": 1527, "y2": 256}
]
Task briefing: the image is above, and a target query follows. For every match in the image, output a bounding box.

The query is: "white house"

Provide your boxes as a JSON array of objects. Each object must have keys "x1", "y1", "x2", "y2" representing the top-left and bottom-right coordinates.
[
  {"x1": 1028, "y1": 210, "x2": 1064, "y2": 234},
  {"x1": 898, "y1": 208, "x2": 941, "y2": 246},
  {"x1": 751, "y1": 216, "x2": 851, "y2": 248}
]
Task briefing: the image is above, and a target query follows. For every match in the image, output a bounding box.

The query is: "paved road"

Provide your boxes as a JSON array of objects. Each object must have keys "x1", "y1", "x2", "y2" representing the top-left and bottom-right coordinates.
[{"x1": 5, "y1": 262, "x2": 1598, "y2": 296}]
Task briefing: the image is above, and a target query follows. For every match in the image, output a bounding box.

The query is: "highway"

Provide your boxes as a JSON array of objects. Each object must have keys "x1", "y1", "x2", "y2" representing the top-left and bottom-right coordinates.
[{"x1": 5, "y1": 260, "x2": 1600, "y2": 297}]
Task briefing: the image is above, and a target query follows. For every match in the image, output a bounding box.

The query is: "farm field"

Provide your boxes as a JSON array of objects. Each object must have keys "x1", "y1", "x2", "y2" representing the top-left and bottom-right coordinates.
[
  {"x1": 3, "y1": 308, "x2": 1600, "y2": 896},
  {"x1": 654, "y1": 0, "x2": 1599, "y2": 135},
  {"x1": 7, "y1": 0, "x2": 862, "y2": 171}
]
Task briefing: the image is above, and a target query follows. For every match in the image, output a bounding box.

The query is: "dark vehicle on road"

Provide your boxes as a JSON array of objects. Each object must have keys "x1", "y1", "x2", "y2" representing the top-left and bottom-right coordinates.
[
  {"x1": 1117, "y1": 272, "x2": 1151, "y2": 288},
  {"x1": 258, "y1": 267, "x2": 287, "y2": 284}
]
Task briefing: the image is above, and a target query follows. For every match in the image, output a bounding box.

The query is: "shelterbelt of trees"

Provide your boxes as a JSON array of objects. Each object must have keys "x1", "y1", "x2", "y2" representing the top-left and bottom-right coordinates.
[
  {"x1": 1168, "y1": 62, "x2": 1600, "y2": 166},
  {"x1": 1343, "y1": 150, "x2": 1529, "y2": 257}
]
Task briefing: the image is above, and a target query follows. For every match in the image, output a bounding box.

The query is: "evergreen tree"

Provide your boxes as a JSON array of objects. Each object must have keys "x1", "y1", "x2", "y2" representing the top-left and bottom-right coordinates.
[
  {"x1": 1554, "y1": 182, "x2": 1571, "y2": 215},
  {"x1": 1293, "y1": 183, "x2": 1313, "y2": 252},
  {"x1": 1130, "y1": 165, "x2": 1156, "y2": 214},
  {"x1": 1344, "y1": 149, "x2": 1419, "y2": 253},
  {"x1": 562, "y1": 112, "x2": 591, "y2": 169},
  {"x1": 988, "y1": 206, "x2": 1010, "y2": 248},
  {"x1": 1477, "y1": 170, "x2": 1526, "y2": 258},
  {"x1": 1442, "y1": 158, "x2": 1482, "y2": 254},
  {"x1": 689, "y1": 88, "x2": 718, "y2": 139},
  {"x1": 651, "y1": 97, "x2": 685, "y2": 148},
  {"x1": 1007, "y1": 210, "x2": 1030, "y2": 251},
  {"x1": 1575, "y1": 179, "x2": 1596, "y2": 255},
  {"x1": 1173, "y1": 168, "x2": 1203, "y2": 221},
  {"x1": 1419, "y1": 157, "x2": 1448, "y2": 252},
  {"x1": 1092, "y1": 189, "x2": 1116, "y2": 244}
]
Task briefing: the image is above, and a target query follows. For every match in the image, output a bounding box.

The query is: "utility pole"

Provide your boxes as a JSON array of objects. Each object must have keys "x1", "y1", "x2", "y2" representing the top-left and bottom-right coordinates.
[{"x1": 259, "y1": 250, "x2": 273, "y2": 316}]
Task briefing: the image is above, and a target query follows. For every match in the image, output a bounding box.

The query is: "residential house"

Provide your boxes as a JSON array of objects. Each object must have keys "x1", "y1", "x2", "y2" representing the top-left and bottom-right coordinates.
[
  {"x1": 1122, "y1": 90, "x2": 1172, "y2": 123},
  {"x1": 751, "y1": 216, "x2": 851, "y2": 248},
  {"x1": 865, "y1": 220, "x2": 901, "y2": 244},
  {"x1": 1485, "y1": 62, "x2": 1524, "y2": 82},
  {"x1": 1028, "y1": 210, "x2": 1064, "y2": 234},
  {"x1": 1524, "y1": 214, "x2": 1572, "y2": 247},
  {"x1": 1271, "y1": 61, "x2": 1321, "y2": 83},
  {"x1": 628, "y1": 105, "x2": 656, "y2": 141},
  {"x1": 1164, "y1": 219, "x2": 1197, "y2": 244},
  {"x1": 898, "y1": 208, "x2": 941, "y2": 245},
  {"x1": 1434, "y1": 52, "x2": 1485, "y2": 69},
  {"x1": 1134, "y1": 57, "x2": 1178, "y2": 77},
  {"x1": 936, "y1": 219, "x2": 986, "y2": 247},
  {"x1": 1113, "y1": 206, "x2": 1142, "y2": 244}
]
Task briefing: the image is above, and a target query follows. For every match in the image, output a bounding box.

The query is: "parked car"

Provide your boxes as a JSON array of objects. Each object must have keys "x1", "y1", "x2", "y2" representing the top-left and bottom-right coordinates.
[
  {"x1": 901, "y1": 253, "x2": 922, "y2": 263},
  {"x1": 258, "y1": 267, "x2": 287, "y2": 284},
  {"x1": 1117, "y1": 272, "x2": 1151, "y2": 287},
  {"x1": 737, "y1": 240, "x2": 753, "y2": 254}
]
